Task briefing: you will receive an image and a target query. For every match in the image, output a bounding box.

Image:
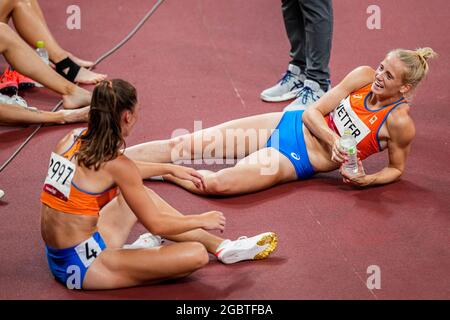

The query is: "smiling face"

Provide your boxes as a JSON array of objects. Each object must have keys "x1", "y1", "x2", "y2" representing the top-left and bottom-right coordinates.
[{"x1": 372, "y1": 53, "x2": 411, "y2": 99}]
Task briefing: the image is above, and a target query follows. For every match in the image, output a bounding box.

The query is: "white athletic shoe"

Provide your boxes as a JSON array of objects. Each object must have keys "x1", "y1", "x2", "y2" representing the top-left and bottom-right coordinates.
[
  {"x1": 123, "y1": 232, "x2": 163, "y2": 249},
  {"x1": 284, "y1": 79, "x2": 330, "y2": 111},
  {"x1": 0, "y1": 189, "x2": 4, "y2": 200},
  {"x1": 0, "y1": 93, "x2": 36, "y2": 110},
  {"x1": 260, "y1": 64, "x2": 306, "y2": 102},
  {"x1": 215, "y1": 232, "x2": 278, "y2": 264}
]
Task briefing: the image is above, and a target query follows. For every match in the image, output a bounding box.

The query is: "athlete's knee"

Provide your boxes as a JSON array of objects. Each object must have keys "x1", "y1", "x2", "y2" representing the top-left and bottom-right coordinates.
[
  {"x1": 0, "y1": 23, "x2": 15, "y2": 45},
  {"x1": 12, "y1": 0, "x2": 27, "y2": 9},
  {"x1": 168, "y1": 135, "x2": 192, "y2": 161},
  {"x1": 184, "y1": 242, "x2": 209, "y2": 270},
  {"x1": 205, "y1": 173, "x2": 232, "y2": 195}
]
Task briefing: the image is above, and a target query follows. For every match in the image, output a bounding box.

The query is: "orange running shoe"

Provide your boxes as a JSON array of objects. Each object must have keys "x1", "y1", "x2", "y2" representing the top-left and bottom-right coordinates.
[
  {"x1": 0, "y1": 68, "x2": 18, "y2": 95},
  {"x1": 8, "y1": 68, "x2": 36, "y2": 90},
  {"x1": 17, "y1": 72, "x2": 36, "y2": 89}
]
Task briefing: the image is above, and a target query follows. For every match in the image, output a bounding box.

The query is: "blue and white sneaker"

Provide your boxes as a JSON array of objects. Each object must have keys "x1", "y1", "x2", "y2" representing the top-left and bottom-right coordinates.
[
  {"x1": 283, "y1": 79, "x2": 330, "y2": 111},
  {"x1": 260, "y1": 64, "x2": 306, "y2": 102}
]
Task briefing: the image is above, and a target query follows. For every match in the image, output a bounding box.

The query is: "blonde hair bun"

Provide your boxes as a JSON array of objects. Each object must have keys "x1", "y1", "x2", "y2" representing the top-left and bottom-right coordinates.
[
  {"x1": 388, "y1": 47, "x2": 437, "y2": 87},
  {"x1": 415, "y1": 47, "x2": 438, "y2": 61}
]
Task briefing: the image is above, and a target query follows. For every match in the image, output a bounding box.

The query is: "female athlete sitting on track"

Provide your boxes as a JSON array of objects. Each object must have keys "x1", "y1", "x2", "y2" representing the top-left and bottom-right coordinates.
[
  {"x1": 125, "y1": 48, "x2": 437, "y2": 196},
  {"x1": 40, "y1": 79, "x2": 277, "y2": 290}
]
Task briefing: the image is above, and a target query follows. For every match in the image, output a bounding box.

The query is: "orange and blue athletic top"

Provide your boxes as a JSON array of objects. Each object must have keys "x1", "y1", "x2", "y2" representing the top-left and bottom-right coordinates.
[
  {"x1": 325, "y1": 84, "x2": 408, "y2": 160},
  {"x1": 41, "y1": 130, "x2": 117, "y2": 216}
]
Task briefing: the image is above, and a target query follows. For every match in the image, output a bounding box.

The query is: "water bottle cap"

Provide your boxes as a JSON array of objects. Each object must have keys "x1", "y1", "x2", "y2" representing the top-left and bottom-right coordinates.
[
  {"x1": 343, "y1": 129, "x2": 352, "y2": 136},
  {"x1": 36, "y1": 41, "x2": 45, "y2": 48}
]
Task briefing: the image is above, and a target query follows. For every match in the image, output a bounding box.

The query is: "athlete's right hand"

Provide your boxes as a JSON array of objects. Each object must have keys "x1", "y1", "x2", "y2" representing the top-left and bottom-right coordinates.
[
  {"x1": 169, "y1": 165, "x2": 206, "y2": 191},
  {"x1": 331, "y1": 137, "x2": 346, "y2": 164},
  {"x1": 199, "y1": 211, "x2": 226, "y2": 231}
]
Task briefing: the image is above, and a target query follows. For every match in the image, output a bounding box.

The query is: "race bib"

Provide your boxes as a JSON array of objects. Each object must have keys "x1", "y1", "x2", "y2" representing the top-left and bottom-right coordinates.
[
  {"x1": 330, "y1": 97, "x2": 370, "y2": 144},
  {"x1": 75, "y1": 237, "x2": 103, "y2": 268},
  {"x1": 43, "y1": 152, "x2": 76, "y2": 201}
]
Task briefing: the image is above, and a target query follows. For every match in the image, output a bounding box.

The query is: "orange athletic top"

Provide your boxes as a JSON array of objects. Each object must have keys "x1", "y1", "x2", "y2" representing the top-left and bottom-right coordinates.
[
  {"x1": 324, "y1": 84, "x2": 407, "y2": 160},
  {"x1": 41, "y1": 130, "x2": 118, "y2": 216}
]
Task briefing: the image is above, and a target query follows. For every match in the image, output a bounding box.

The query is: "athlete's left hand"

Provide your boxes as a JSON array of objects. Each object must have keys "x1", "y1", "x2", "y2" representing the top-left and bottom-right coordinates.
[
  {"x1": 340, "y1": 160, "x2": 372, "y2": 187},
  {"x1": 170, "y1": 165, "x2": 207, "y2": 190}
]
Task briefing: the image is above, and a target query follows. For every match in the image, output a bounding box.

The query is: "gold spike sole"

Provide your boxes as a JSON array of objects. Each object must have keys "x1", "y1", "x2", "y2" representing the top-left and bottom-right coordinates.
[{"x1": 254, "y1": 232, "x2": 278, "y2": 260}]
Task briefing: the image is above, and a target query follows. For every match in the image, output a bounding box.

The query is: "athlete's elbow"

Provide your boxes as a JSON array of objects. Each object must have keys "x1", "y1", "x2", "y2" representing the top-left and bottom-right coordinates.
[
  {"x1": 302, "y1": 109, "x2": 313, "y2": 126},
  {"x1": 147, "y1": 222, "x2": 167, "y2": 236},
  {"x1": 150, "y1": 217, "x2": 181, "y2": 236},
  {"x1": 387, "y1": 167, "x2": 404, "y2": 184},
  {"x1": 394, "y1": 170, "x2": 404, "y2": 182}
]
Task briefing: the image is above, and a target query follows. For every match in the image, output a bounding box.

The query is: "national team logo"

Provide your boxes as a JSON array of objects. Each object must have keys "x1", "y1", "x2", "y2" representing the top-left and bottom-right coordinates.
[{"x1": 291, "y1": 152, "x2": 301, "y2": 160}]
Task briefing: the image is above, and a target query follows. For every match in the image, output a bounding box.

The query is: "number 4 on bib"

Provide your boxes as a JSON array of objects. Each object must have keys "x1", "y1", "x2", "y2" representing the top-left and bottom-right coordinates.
[{"x1": 43, "y1": 152, "x2": 76, "y2": 201}]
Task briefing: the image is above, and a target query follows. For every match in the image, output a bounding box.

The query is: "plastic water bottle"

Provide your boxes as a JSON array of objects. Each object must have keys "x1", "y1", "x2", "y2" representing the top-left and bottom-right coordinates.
[
  {"x1": 36, "y1": 41, "x2": 49, "y2": 64},
  {"x1": 340, "y1": 129, "x2": 359, "y2": 175},
  {"x1": 35, "y1": 40, "x2": 49, "y2": 87}
]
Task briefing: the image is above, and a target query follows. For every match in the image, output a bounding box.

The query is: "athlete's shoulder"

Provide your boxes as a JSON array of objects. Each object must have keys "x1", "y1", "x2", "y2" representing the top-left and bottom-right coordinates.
[
  {"x1": 346, "y1": 65, "x2": 375, "y2": 77},
  {"x1": 387, "y1": 105, "x2": 415, "y2": 146},
  {"x1": 340, "y1": 66, "x2": 375, "y2": 91},
  {"x1": 104, "y1": 154, "x2": 140, "y2": 181},
  {"x1": 54, "y1": 127, "x2": 87, "y2": 154}
]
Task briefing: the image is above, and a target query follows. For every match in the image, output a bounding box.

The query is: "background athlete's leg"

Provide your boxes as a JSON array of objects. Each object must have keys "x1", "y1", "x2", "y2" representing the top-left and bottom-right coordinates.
[
  {"x1": 0, "y1": 0, "x2": 105, "y2": 83},
  {"x1": 0, "y1": 103, "x2": 88, "y2": 125},
  {"x1": 125, "y1": 112, "x2": 283, "y2": 164},
  {"x1": 163, "y1": 148, "x2": 298, "y2": 196},
  {"x1": 0, "y1": 23, "x2": 91, "y2": 109}
]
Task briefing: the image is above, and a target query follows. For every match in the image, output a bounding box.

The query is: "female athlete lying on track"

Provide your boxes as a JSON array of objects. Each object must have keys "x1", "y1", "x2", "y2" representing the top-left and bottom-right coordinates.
[
  {"x1": 40, "y1": 79, "x2": 277, "y2": 290},
  {"x1": 125, "y1": 48, "x2": 437, "y2": 196}
]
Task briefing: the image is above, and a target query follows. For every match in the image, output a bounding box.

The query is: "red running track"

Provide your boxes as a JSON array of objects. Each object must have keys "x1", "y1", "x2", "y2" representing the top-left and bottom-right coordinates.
[{"x1": 0, "y1": 0, "x2": 449, "y2": 299}]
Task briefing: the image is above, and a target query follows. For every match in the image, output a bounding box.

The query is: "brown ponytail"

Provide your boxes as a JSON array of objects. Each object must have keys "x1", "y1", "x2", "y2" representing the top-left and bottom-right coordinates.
[{"x1": 77, "y1": 79, "x2": 137, "y2": 170}]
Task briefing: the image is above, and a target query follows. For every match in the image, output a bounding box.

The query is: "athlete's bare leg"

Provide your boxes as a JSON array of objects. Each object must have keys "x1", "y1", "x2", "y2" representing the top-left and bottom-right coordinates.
[
  {"x1": 0, "y1": 0, "x2": 105, "y2": 83},
  {"x1": 0, "y1": 23, "x2": 91, "y2": 109}
]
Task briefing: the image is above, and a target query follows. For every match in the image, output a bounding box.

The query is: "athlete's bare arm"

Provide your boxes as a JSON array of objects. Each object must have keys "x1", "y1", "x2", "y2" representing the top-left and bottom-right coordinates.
[
  {"x1": 106, "y1": 156, "x2": 225, "y2": 235},
  {"x1": 341, "y1": 107, "x2": 415, "y2": 187},
  {"x1": 133, "y1": 161, "x2": 206, "y2": 190},
  {"x1": 302, "y1": 66, "x2": 376, "y2": 163}
]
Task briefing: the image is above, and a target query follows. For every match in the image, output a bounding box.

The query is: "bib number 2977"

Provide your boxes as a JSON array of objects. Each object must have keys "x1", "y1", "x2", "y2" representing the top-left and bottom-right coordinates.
[{"x1": 43, "y1": 152, "x2": 76, "y2": 201}]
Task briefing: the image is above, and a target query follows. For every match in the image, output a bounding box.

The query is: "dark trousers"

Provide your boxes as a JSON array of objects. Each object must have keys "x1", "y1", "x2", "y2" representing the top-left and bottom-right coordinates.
[{"x1": 281, "y1": 0, "x2": 333, "y2": 88}]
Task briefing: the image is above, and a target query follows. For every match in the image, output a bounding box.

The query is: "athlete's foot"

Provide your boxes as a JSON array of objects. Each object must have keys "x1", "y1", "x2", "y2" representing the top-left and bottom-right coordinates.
[
  {"x1": 62, "y1": 86, "x2": 91, "y2": 109},
  {"x1": 67, "y1": 54, "x2": 95, "y2": 68},
  {"x1": 59, "y1": 106, "x2": 90, "y2": 124},
  {"x1": 74, "y1": 67, "x2": 107, "y2": 85},
  {"x1": 215, "y1": 232, "x2": 278, "y2": 264}
]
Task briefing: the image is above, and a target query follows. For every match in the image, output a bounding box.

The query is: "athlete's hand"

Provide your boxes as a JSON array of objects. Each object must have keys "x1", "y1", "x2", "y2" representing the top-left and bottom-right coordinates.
[
  {"x1": 170, "y1": 165, "x2": 206, "y2": 190},
  {"x1": 340, "y1": 159, "x2": 371, "y2": 187},
  {"x1": 198, "y1": 211, "x2": 226, "y2": 232},
  {"x1": 331, "y1": 137, "x2": 346, "y2": 164}
]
